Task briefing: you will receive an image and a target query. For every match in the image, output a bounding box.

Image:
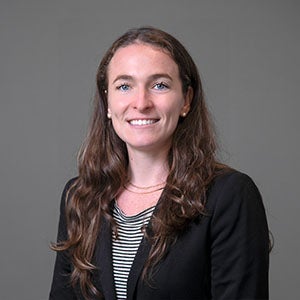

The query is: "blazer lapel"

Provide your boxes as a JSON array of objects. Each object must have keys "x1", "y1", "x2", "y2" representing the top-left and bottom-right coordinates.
[
  {"x1": 126, "y1": 235, "x2": 151, "y2": 300},
  {"x1": 93, "y1": 204, "x2": 157, "y2": 300},
  {"x1": 126, "y1": 200, "x2": 162, "y2": 300},
  {"x1": 93, "y1": 217, "x2": 116, "y2": 300}
]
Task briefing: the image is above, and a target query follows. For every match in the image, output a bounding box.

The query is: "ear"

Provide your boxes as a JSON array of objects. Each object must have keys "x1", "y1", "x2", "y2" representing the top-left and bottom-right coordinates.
[{"x1": 180, "y1": 86, "x2": 193, "y2": 117}]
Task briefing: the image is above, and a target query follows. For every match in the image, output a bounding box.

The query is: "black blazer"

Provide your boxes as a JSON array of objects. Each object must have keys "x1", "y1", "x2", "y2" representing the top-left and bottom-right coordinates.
[{"x1": 49, "y1": 171, "x2": 269, "y2": 300}]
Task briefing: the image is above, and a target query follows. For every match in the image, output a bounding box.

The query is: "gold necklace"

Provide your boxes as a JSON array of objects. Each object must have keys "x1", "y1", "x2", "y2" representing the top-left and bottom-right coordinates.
[
  {"x1": 128, "y1": 181, "x2": 166, "y2": 190},
  {"x1": 124, "y1": 186, "x2": 164, "y2": 195}
]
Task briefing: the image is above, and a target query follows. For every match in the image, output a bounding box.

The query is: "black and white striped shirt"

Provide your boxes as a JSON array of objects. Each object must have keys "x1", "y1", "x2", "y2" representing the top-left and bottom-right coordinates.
[{"x1": 112, "y1": 202, "x2": 155, "y2": 300}]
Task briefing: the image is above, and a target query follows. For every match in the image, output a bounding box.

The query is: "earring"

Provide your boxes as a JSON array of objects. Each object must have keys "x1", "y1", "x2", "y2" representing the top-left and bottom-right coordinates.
[
  {"x1": 181, "y1": 112, "x2": 187, "y2": 117},
  {"x1": 107, "y1": 111, "x2": 112, "y2": 119}
]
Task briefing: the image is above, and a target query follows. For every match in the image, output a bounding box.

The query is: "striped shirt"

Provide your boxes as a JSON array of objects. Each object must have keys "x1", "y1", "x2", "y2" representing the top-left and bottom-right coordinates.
[{"x1": 112, "y1": 202, "x2": 155, "y2": 300}]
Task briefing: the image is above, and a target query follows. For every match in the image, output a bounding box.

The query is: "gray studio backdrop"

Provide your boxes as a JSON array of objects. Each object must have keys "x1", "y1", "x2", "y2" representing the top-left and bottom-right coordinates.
[{"x1": 1, "y1": 1, "x2": 299, "y2": 299}]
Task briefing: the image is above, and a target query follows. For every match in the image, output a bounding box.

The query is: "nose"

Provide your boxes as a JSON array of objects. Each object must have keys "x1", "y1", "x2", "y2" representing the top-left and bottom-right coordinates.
[{"x1": 132, "y1": 88, "x2": 153, "y2": 111}]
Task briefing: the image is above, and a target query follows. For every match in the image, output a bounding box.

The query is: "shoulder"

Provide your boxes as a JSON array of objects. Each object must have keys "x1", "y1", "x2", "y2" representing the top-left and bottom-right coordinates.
[
  {"x1": 62, "y1": 177, "x2": 78, "y2": 194},
  {"x1": 209, "y1": 170, "x2": 258, "y2": 195},
  {"x1": 208, "y1": 170, "x2": 261, "y2": 200},
  {"x1": 59, "y1": 177, "x2": 78, "y2": 211},
  {"x1": 205, "y1": 169, "x2": 269, "y2": 250},
  {"x1": 206, "y1": 170, "x2": 265, "y2": 218}
]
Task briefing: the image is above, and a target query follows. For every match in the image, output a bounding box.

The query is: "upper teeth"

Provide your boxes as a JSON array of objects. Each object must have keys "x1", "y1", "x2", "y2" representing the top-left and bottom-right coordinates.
[{"x1": 130, "y1": 119, "x2": 156, "y2": 126}]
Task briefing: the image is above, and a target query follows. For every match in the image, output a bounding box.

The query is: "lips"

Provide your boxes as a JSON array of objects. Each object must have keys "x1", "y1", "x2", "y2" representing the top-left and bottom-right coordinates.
[{"x1": 128, "y1": 119, "x2": 159, "y2": 126}]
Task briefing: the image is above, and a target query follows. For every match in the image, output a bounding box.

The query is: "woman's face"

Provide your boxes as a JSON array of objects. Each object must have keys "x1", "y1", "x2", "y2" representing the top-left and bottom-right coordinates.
[{"x1": 107, "y1": 43, "x2": 191, "y2": 155}]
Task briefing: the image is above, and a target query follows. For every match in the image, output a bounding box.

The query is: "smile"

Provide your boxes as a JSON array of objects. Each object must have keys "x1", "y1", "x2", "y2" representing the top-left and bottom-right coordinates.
[{"x1": 129, "y1": 119, "x2": 158, "y2": 126}]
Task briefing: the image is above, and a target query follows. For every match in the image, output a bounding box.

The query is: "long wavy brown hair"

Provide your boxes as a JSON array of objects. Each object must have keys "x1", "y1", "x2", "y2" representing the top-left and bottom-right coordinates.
[{"x1": 52, "y1": 26, "x2": 227, "y2": 299}]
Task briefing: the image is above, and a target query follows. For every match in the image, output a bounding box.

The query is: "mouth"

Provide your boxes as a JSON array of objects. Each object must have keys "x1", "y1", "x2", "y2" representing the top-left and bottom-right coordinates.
[{"x1": 128, "y1": 119, "x2": 159, "y2": 126}]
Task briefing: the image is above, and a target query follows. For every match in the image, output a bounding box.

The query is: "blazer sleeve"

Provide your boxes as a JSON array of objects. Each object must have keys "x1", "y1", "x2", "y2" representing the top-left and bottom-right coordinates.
[
  {"x1": 210, "y1": 172, "x2": 269, "y2": 299},
  {"x1": 49, "y1": 178, "x2": 78, "y2": 300}
]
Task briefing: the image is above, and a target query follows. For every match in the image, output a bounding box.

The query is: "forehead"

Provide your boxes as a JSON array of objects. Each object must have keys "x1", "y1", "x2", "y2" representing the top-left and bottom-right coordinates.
[{"x1": 107, "y1": 43, "x2": 179, "y2": 79}]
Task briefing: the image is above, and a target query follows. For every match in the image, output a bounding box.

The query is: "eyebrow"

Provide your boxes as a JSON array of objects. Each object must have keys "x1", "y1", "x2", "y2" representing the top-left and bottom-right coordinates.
[
  {"x1": 112, "y1": 73, "x2": 173, "y2": 84},
  {"x1": 112, "y1": 75, "x2": 133, "y2": 84}
]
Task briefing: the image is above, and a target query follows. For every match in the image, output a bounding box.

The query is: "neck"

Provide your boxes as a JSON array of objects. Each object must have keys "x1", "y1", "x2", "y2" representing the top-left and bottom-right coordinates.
[{"x1": 127, "y1": 147, "x2": 169, "y2": 187}]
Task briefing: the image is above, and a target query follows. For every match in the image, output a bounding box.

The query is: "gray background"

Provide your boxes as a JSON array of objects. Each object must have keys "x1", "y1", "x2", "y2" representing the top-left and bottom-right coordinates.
[{"x1": 1, "y1": 0, "x2": 299, "y2": 299}]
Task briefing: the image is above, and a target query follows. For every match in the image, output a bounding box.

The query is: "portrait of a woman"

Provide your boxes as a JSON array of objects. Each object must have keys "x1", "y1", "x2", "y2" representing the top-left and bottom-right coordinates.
[{"x1": 50, "y1": 27, "x2": 269, "y2": 300}]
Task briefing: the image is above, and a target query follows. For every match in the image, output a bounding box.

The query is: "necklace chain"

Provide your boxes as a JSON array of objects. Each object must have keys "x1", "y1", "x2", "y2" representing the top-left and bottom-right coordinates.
[
  {"x1": 128, "y1": 181, "x2": 166, "y2": 190},
  {"x1": 124, "y1": 186, "x2": 164, "y2": 195}
]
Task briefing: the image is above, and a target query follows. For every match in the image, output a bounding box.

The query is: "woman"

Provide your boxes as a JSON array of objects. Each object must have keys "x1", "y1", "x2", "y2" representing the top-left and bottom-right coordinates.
[{"x1": 50, "y1": 27, "x2": 269, "y2": 300}]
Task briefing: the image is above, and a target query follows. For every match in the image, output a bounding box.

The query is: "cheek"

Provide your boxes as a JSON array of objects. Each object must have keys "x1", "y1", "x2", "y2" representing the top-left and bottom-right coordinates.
[
  {"x1": 110, "y1": 118, "x2": 125, "y2": 141},
  {"x1": 164, "y1": 99, "x2": 185, "y2": 117},
  {"x1": 108, "y1": 94, "x2": 130, "y2": 113},
  {"x1": 163, "y1": 108, "x2": 181, "y2": 131},
  {"x1": 111, "y1": 115, "x2": 125, "y2": 131},
  {"x1": 108, "y1": 98, "x2": 121, "y2": 115}
]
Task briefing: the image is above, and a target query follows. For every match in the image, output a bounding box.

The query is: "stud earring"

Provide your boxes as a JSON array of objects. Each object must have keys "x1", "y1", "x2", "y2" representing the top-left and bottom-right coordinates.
[
  {"x1": 181, "y1": 112, "x2": 187, "y2": 117},
  {"x1": 107, "y1": 111, "x2": 112, "y2": 119}
]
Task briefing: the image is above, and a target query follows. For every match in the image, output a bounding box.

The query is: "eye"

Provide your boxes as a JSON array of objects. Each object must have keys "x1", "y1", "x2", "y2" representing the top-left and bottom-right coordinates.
[
  {"x1": 116, "y1": 83, "x2": 130, "y2": 92},
  {"x1": 153, "y1": 82, "x2": 169, "y2": 90}
]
